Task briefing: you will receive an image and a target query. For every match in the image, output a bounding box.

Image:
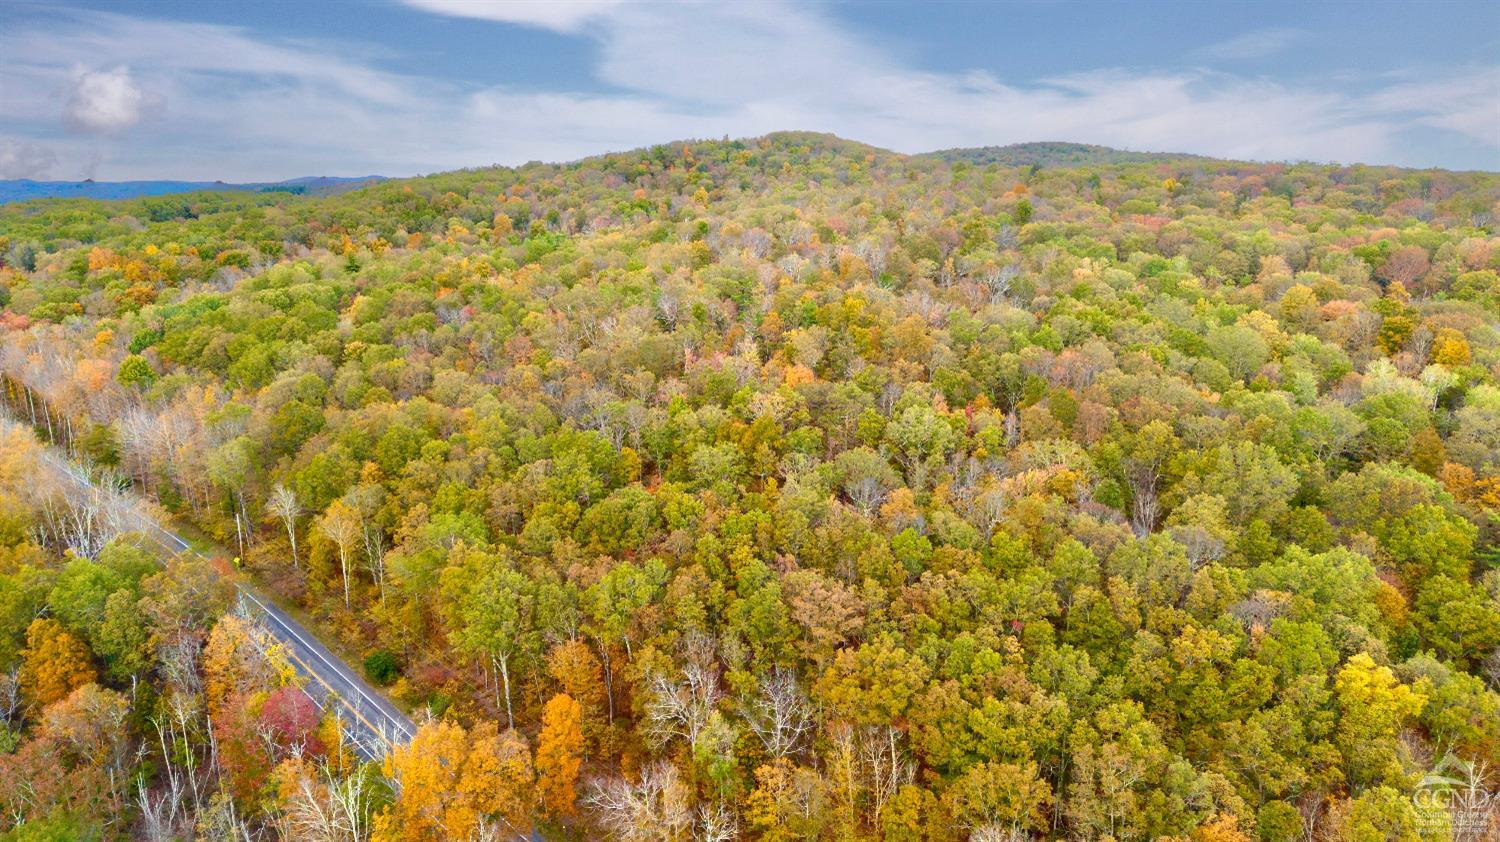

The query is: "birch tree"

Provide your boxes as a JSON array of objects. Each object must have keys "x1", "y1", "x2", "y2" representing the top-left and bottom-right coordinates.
[
  {"x1": 318, "y1": 499, "x2": 361, "y2": 610},
  {"x1": 266, "y1": 483, "x2": 302, "y2": 569}
]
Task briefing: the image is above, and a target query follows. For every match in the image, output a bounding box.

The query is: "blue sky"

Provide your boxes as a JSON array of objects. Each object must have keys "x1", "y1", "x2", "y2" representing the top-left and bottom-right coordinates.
[{"x1": 1, "y1": 0, "x2": 1496, "y2": 181}]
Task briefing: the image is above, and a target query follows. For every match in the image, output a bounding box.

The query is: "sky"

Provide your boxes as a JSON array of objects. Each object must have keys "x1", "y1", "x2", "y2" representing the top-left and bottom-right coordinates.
[{"x1": 1, "y1": 0, "x2": 1497, "y2": 182}]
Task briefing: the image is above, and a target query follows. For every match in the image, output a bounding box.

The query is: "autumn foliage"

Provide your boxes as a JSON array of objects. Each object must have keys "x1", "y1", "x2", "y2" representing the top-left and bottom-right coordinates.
[
  {"x1": 1, "y1": 132, "x2": 1498, "y2": 839},
  {"x1": 18, "y1": 618, "x2": 95, "y2": 710},
  {"x1": 376, "y1": 718, "x2": 534, "y2": 841},
  {"x1": 536, "y1": 692, "x2": 584, "y2": 817}
]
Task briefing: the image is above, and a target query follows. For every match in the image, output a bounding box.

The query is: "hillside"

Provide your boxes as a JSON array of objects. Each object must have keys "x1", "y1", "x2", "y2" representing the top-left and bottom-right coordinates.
[
  {"x1": 0, "y1": 137, "x2": 1193, "y2": 207},
  {"x1": 924, "y1": 141, "x2": 1209, "y2": 168},
  {"x1": 0, "y1": 132, "x2": 1497, "y2": 840}
]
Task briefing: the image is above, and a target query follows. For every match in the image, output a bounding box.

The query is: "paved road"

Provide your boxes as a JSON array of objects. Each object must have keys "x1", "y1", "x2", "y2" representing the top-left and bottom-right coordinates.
[{"x1": 30, "y1": 445, "x2": 416, "y2": 762}]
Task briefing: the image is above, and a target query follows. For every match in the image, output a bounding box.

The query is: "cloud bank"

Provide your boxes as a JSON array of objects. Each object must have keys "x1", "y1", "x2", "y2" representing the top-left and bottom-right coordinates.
[
  {"x1": 0, "y1": 140, "x2": 60, "y2": 180},
  {"x1": 400, "y1": 0, "x2": 622, "y2": 32},
  {"x1": 63, "y1": 67, "x2": 160, "y2": 134},
  {"x1": 1191, "y1": 28, "x2": 1305, "y2": 61},
  {"x1": 1, "y1": 3, "x2": 1495, "y2": 180}
]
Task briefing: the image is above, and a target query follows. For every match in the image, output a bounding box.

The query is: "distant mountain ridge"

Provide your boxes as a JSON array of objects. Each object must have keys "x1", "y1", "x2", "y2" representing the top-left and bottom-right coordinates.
[
  {"x1": 2, "y1": 133, "x2": 1469, "y2": 208},
  {"x1": 0, "y1": 175, "x2": 387, "y2": 204},
  {"x1": 921, "y1": 141, "x2": 1208, "y2": 168}
]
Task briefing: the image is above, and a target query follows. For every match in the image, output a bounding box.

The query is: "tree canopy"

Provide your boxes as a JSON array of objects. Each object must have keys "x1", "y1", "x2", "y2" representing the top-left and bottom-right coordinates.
[{"x1": 1, "y1": 131, "x2": 1498, "y2": 840}]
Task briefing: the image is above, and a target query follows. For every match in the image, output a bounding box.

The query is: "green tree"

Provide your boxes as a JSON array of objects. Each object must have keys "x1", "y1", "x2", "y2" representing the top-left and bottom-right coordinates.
[
  {"x1": 942, "y1": 759, "x2": 1052, "y2": 833},
  {"x1": 115, "y1": 354, "x2": 154, "y2": 388},
  {"x1": 440, "y1": 545, "x2": 536, "y2": 729}
]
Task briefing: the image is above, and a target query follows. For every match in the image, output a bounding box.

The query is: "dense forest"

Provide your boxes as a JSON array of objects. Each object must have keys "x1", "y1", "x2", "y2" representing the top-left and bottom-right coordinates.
[
  {"x1": 0, "y1": 132, "x2": 1496, "y2": 841},
  {"x1": 924, "y1": 143, "x2": 1205, "y2": 170}
]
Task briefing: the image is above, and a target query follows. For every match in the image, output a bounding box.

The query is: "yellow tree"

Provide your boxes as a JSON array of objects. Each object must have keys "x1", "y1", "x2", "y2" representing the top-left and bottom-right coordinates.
[
  {"x1": 318, "y1": 498, "x2": 361, "y2": 609},
  {"x1": 377, "y1": 719, "x2": 470, "y2": 841},
  {"x1": 0, "y1": 423, "x2": 43, "y2": 493},
  {"x1": 546, "y1": 640, "x2": 604, "y2": 745},
  {"x1": 536, "y1": 693, "x2": 583, "y2": 818},
  {"x1": 18, "y1": 618, "x2": 96, "y2": 710},
  {"x1": 1431, "y1": 327, "x2": 1471, "y2": 366},
  {"x1": 941, "y1": 759, "x2": 1053, "y2": 834},
  {"x1": 375, "y1": 718, "x2": 535, "y2": 841},
  {"x1": 461, "y1": 723, "x2": 534, "y2": 836},
  {"x1": 745, "y1": 758, "x2": 827, "y2": 841},
  {"x1": 1193, "y1": 813, "x2": 1252, "y2": 842},
  {"x1": 201, "y1": 615, "x2": 275, "y2": 721},
  {"x1": 1335, "y1": 653, "x2": 1427, "y2": 788}
]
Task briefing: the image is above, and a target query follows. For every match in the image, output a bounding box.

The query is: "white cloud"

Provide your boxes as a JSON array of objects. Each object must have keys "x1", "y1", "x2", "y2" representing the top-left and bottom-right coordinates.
[
  {"x1": 401, "y1": 0, "x2": 622, "y2": 32},
  {"x1": 0, "y1": 5, "x2": 1494, "y2": 180},
  {"x1": 1363, "y1": 67, "x2": 1500, "y2": 145},
  {"x1": 0, "y1": 139, "x2": 59, "y2": 179},
  {"x1": 593, "y1": 1, "x2": 894, "y2": 105},
  {"x1": 63, "y1": 67, "x2": 160, "y2": 134},
  {"x1": 1192, "y1": 28, "x2": 1304, "y2": 61}
]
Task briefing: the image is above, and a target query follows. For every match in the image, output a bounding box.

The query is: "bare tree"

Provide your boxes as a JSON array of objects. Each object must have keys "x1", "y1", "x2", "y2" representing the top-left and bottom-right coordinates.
[
  {"x1": 1126, "y1": 463, "x2": 1161, "y2": 538},
  {"x1": 971, "y1": 488, "x2": 1008, "y2": 541},
  {"x1": 584, "y1": 761, "x2": 693, "y2": 842},
  {"x1": 656, "y1": 293, "x2": 680, "y2": 330},
  {"x1": 645, "y1": 634, "x2": 722, "y2": 751},
  {"x1": 845, "y1": 476, "x2": 887, "y2": 515},
  {"x1": 157, "y1": 635, "x2": 205, "y2": 699},
  {"x1": 276, "y1": 762, "x2": 375, "y2": 842},
  {"x1": 1169, "y1": 525, "x2": 1226, "y2": 570},
  {"x1": 0, "y1": 668, "x2": 19, "y2": 728},
  {"x1": 742, "y1": 228, "x2": 772, "y2": 259},
  {"x1": 697, "y1": 802, "x2": 739, "y2": 842},
  {"x1": 139, "y1": 692, "x2": 218, "y2": 842},
  {"x1": 741, "y1": 668, "x2": 814, "y2": 760},
  {"x1": 29, "y1": 470, "x2": 130, "y2": 560},
  {"x1": 1447, "y1": 759, "x2": 1495, "y2": 842},
  {"x1": 266, "y1": 483, "x2": 302, "y2": 569},
  {"x1": 1003, "y1": 410, "x2": 1020, "y2": 447},
  {"x1": 138, "y1": 773, "x2": 190, "y2": 842},
  {"x1": 971, "y1": 825, "x2": 1029, "y2": 842},
  {"x1": 858, "y1": 725, "x2": 914, "y2": 821},
  {"x1": 852, "y1": 238, "x2": 889, "y2": 277},
  {"x1": 345, "y1": 485, "x2": 388, "y2": 604},
  {"x1": 980, "y1": 263, "x2": 1019, "y2": 304},
  {"x1": 1296, "y1": 791, "x2": 1327, "y2": 842}
]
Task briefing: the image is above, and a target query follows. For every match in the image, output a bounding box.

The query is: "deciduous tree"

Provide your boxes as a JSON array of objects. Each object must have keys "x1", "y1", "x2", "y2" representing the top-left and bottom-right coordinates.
[
  {"x1": 18, "y1": 618, "x2": 95, "y2": 710},
  {"x1": 536, "y1": 692, "x2": 583, "y2": 818}
]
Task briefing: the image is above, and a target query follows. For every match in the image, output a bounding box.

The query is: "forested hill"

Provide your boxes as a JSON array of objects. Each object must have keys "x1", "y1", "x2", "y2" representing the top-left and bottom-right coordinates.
[
  {"x1": 922, "y1": 140, "x2": 1208, "y2": 168},
  {"x1": 0, "y1": 131, "x2": 1498, "y2": 840}
]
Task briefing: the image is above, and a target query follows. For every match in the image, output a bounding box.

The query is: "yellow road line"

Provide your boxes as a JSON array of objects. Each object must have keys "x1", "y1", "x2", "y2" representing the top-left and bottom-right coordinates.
[
  {"x1": 32, "y1": 436, "x2": 402, "y2": 755},
  {"x1": 279, "y1": 644, "x2": 391, "y2": 753}
]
